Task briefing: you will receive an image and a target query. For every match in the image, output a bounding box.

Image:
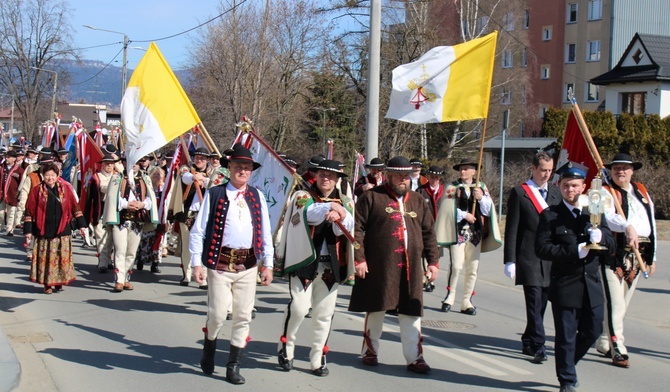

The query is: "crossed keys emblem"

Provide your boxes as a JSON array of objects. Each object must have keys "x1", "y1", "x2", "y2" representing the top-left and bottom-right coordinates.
[{"x1": 385, "y1": 207, "x2": 417, "y2": 218}]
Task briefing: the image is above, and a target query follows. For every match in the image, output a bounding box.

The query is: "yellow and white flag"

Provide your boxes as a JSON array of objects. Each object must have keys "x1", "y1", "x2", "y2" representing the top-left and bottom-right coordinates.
[
  {"x1": 121, "y1": 42, "x2": 201, "y2": 167},
  {"x1": 385, "y1": 31, "x2": 497, "y2": 124}
]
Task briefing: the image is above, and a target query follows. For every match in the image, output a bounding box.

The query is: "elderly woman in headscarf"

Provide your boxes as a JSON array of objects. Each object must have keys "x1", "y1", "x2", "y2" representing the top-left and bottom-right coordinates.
[{"x1": 24, "y1": 162, "x2": 87, "y2": 294}]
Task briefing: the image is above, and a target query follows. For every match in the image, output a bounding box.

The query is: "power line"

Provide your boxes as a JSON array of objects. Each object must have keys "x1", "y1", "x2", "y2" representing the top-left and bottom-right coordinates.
[
  {"x1": 133, "y1": 0, "x2": 251, "y2": 43},
  {"x1": 69, "y1": 47, "x2": 123, "y2": 86}
]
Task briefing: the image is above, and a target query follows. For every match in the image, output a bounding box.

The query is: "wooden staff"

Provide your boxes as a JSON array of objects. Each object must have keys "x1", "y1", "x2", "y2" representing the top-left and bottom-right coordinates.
[
  {"x1": 570, "y1": 99, "x2": 648, "y2": 276},
  {"x1": 470, "y1": 118, "x2": 489, "y2": 216},
  {"x1": 195, "y1": 123, "x2": 221, "y2": 157}
]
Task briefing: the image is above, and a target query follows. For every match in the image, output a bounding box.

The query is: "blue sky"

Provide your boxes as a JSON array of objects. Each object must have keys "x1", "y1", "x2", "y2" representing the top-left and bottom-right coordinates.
[{"x1": 70, "y1": 0, "x2": 218, "y2": 70}]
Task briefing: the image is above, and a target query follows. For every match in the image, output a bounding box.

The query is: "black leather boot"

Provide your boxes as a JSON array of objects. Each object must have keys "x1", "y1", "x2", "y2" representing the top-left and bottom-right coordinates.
[
  {"x1": 200, "y1": 337, "x2": 217, "y2": 375},
  {"x1": 226, "y1": 345, "x2": 245, "y2": 385}
]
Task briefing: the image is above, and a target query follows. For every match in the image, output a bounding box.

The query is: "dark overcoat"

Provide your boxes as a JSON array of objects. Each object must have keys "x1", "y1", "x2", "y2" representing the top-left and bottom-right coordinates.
[
  {"x1": 503, "y1": 183, "x2": 561, "y2": 286},
  {"x1": 348, "y1": 184, "x2": 439, "y2": 316},
  {"x1": 534, "y1": 203, "x2": 616, "y2": 308}
]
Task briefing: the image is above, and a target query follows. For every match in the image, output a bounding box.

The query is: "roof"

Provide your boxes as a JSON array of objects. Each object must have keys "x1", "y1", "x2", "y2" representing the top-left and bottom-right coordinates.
[
  {"x1": 591, "y1": 33, "x2": 670, "y2": 85},
  {"x1": 483, "y1": 136, "x2": 556, "y2": 151}
]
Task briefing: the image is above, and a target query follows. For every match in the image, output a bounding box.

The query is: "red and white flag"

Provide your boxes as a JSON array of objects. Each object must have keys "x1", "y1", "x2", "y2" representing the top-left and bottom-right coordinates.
[
  {"x1": 554, "y1": 109, "x2": 598, "y2": 187},
  {"x1": 78, "y1": 132, "x2": 105, "y2": 209}
]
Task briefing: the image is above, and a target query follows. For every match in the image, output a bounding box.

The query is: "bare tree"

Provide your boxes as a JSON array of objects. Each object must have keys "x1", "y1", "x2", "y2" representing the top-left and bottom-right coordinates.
[
  {"x1": 0, "y1": 0, "x2": 76, "y2": 142},
  {"x1": 188, "y1": 0, "x2": 329, "y2": 152}
]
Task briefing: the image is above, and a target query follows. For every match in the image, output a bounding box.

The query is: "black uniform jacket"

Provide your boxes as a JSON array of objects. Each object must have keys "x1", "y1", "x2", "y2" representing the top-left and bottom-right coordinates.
[
  {"x1": 503, "y1": 183, "x2": 561, "y2": 287},
  {"x1": 534, "y1": 202, "x2": 615, "y2": 309}
]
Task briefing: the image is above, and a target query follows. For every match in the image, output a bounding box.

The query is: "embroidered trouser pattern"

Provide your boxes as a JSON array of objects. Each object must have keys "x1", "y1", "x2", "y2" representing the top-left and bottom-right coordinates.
[
  {"x1": 112, "y1": 223, "x2": 143, "y2": 284},
  {"x1": 279, "y1": 262, "x2": 338, "y2": 370},
  {"x1": 362, "y1": 311, "x2": 423, "y2": 364},
  {"x1": 596, "y1": 265, "x2": 639, "y2": 356},
  {"x1": 94, "y1": 221, "x2": 113, "y2": 268}
]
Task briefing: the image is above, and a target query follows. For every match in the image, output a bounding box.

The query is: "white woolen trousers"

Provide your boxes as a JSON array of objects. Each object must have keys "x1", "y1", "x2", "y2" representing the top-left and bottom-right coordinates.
[
  {"x1": 362, "y1": 311, "x2": 423, "y2": 364},
  {"x1": 596, "y1": 266, "x2": 640, "y2": 356},
  {"x1": 445, "y1": 240, "x2": 480, "y2": 310},
  {"x1": 111, "y1": 224, "x2": 143, "y2": 284},
  {"x1": 94, "y1": 221, "x2": 113, "y2": 268},
  {"x1": 278, "y1": 262, "x2": 339, "y2": 370},
  {"x1": 205, "y1": 266, "x2": 257, "y2": 347}
]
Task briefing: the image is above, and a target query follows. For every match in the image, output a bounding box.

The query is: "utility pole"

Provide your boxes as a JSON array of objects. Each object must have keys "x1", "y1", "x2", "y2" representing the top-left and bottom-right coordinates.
[
  {"x1": 365, "y1": 0, "x2": 381, "y2": 161},
  {"x1": 83, "y1": 25, "x2": 129, "y2": 98}
]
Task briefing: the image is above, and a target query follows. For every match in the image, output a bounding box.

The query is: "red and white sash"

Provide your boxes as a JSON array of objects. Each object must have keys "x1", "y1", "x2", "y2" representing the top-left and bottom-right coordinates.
[{"x1": 521, "y1": 181, "x2": 548, "y2": 214}]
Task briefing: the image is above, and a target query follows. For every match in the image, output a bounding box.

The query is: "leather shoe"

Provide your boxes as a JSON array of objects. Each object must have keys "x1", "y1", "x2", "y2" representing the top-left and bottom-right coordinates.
[
  {"x1": 531, "y1": 350, "x2": 548, "y2": 364},
  {"x1": 424, "y1": 282, "x2": 434, "y2": 292},
  {"x1": 461, "y1": 307, "x2": 477, "y2": 316},
  {"x1": 151, "y1": 264, "x2": 161, "y2": 273},
  {"x1": 407, "y1": 357, "x2": 431, "y2": 374},
  {"x1": 522, "y1": 346, "x2": 535, "y2": 356},
  {"x1": 98, "y1": 267, "x2": 108, "y2": 273},
  {"x1": 312, "y1": 365, "x2": 329, "y2": 376},
  {"x1": 612, "y1": 354, "x2": 630, "y2": 368},
  {"x1": 559, "y1": 385, "x2": 578, "y2": 392},
  {"x1": 113, "y1": 283, "x2": 124, "y2": 292},
  {"x1": 597, "y1": 348, "x2": 612, "y2": 358},
  {"x1": 179, "y1": 279, "x2": 190, "y2": 286},
  {"x1": 362, "y1": 349, "x2": 378, "y2": 366},
  {"x1": 440, "y1": 303, "x2": 451, "y2": 312},
  {"x1": 123, "y1": 282, "x2": 134, "y2": 291},
  {"x1": 277, "y1": 350, "x2": 293, "y2": 371}
]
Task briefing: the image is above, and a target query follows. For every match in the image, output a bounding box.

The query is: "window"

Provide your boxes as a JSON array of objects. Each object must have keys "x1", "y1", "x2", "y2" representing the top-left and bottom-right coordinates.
[
  {"x1": 622, "y1": 92, "x2": 646, "y2": 115},
  {"x1": 541, "y1": 65, "x2": 550, "y2": 79},
  {"x1": 503, "y1": 12, "x2": 515, "y2": 31},
  {"x1": 521, "y1": 85, "x2": 526, "y2": 104},
  {"x1": 521, "y1": 48, "x2": 528, "y2": 67},
  {"x1": 588, "y1": 0, "x2": 602, "y2": 20},
  {"x1": 587, "y1": 40, "x2": 600, "y2": 61},
  {"x1": 478, "y1": 16, "x2": 489, "y2": 34},
  {"x1": 540, "y1": 106, "x2": 548, "y2": 118},
  {"x1": 523, "y1": 9, "x2": 530, "y2": 29},
  {"x1": 501, "y1": 88, "x2": 511, "y2": 105},
  {"x1": 567, "y1": 3, "x2": 578, "y2": 23},
  {"x1": 585, "y1": 83, "x2": 599, "y2": 102},
  {"x1": 564, "y1": 83, "x2": 575, "y2": 102},
  {"x1": 542, "y1": 27, "x2": 552, "y2": 41},
  {"x1": 566, "y1": 43, "x2": 576, "y2": 63},
  {"x1": 502, "y1": 50, "x2": 513, "y2": 68}
]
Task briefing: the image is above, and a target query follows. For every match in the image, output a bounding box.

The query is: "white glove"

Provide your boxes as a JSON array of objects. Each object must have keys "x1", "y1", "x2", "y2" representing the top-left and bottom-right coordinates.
[
  {"x1": 589, "y1": 228, "x2": 602, "y2": 244},
  {"x1": 504, "y1": 262, "x2": 516, "y2": 280},
  {"x1": 578, "y1": 243, "x2": 590, "y2": 259}
]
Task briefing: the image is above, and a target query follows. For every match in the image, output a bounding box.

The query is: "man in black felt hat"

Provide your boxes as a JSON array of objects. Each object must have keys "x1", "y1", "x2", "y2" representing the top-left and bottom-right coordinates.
[
  {"x1": 535, "y1": 162, "x2": 615, "y2": 392},
  {"x1": 275, "y1": 159, "x2": 354, "y2": 376},
  {"x1": 409, "y1": 158, "x2": 428, "y2": 191},
  {"x1": 435, "y1": 159, "x2": 501, "y2": 315},
  {"x1": 354, "y1": 157, "x2": 385, "y2": 197},
  {"x1": 189, "y1": 143, "x2": 274, "y2": 385},
  {"x1": 349, "y1": 156, "x2": 440, "y2": 374},
  {"x1": 595, "y1": 153, "x2": 657, "y2": 369},
  {"x1": 172, "y1": 146, "x2": 213, "y2": 288},
  {"x1": 417, "y1": 165, "x2": 446, "y2": 292}
]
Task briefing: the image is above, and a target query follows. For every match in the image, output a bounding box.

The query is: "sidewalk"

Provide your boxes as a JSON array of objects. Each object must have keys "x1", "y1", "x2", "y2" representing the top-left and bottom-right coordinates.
[{"x1": 0, "y1": 326, "x2": 20, "y2": 392}]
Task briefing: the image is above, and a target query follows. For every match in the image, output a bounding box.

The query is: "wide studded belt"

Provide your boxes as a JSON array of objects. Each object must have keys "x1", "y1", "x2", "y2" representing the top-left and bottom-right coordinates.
[{"x1": 217, "y1": 247, "x2": 257, "y2": 272}]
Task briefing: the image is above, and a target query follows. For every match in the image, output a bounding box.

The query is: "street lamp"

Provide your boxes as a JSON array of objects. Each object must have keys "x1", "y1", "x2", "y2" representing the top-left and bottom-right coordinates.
[
  {"x1": 312, "y1": 107, "x2": 336, "y2": 155},
  {"x1": 30, "y1": 67, "x2": 58, "y2": 121},
  {"x1": 83, "y1": 25, "x2": 129, "y2": 98},
  {"x1": 0, "y1": 93, "x2": 15, "y2": 131}
]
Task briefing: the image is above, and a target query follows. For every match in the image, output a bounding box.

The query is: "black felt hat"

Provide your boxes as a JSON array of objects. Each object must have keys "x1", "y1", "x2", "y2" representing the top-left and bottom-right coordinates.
[
  {"x1": 426, "y1": 165, "x2": 444, "y2": 175},
  {"x1": 385, "y1": 156, "x2": 414, "y2": 173},
  {"x1": 192, "y1": 147, "x2": 210, "y2": 157},
  {"x1": 309, "y1": 159, "x2": 348, "y2": 177},
  {"x1": 365, "y1": 157, "x2": 385, "y2": 169},
  {"x1": 604, "y1": 153, "x2": 642, "y2": 171},
  {"x1": 452, "y1": 159, "x2": 479, "y2": 171},
  {"x1": 307, "y1": 154, "x2": 326, "y2": 167},
  {"x1": 220, "y1": 143, "x2": 261, "y2": 171}
]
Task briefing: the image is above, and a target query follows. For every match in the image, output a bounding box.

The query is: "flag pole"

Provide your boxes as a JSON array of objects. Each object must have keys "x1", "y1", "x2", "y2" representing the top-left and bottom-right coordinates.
[
  {"x1": 569, "y1": 95, "x2": 648, "y2": 276},
  {"x1": 195, "y1": 123, "x2": 221, "y2": 157},
  {"x1": 471, "y1": 117, "x2": 489, "y2": 215}
]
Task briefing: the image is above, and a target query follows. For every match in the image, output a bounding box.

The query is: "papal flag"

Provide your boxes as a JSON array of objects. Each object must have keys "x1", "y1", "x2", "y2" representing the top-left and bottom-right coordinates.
[
  {"x1": 385, "y1": 31, "x2": 498, "y2": 124},
  {"x1": 121, "y1": 42, "x2": 201, "y2": 167}
]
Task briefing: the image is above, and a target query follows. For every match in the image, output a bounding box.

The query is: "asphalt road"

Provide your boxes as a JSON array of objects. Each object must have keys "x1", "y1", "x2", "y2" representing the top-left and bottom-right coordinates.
[{"x1": 1, "y1": 233, "x2": 669, "y2": 392}]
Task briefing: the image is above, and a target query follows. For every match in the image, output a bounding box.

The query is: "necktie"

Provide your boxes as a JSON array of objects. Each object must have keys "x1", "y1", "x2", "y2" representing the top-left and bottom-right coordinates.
[
  {"x1": 539, "y1": 188, "x2": 547, "y2": 200},
  {"x1": 572, "y1": 208, "x2": 581, "y2": 218}
]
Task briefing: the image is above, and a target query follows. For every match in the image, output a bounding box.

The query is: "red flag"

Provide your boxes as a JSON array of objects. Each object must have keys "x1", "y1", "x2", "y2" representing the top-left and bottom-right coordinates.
[
  {"x1": 78, "y1": 132, "x2": 105, "y2": 209},
  {"x1": 553, "y1": 109, "x2": 598, "y2": 188}
]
